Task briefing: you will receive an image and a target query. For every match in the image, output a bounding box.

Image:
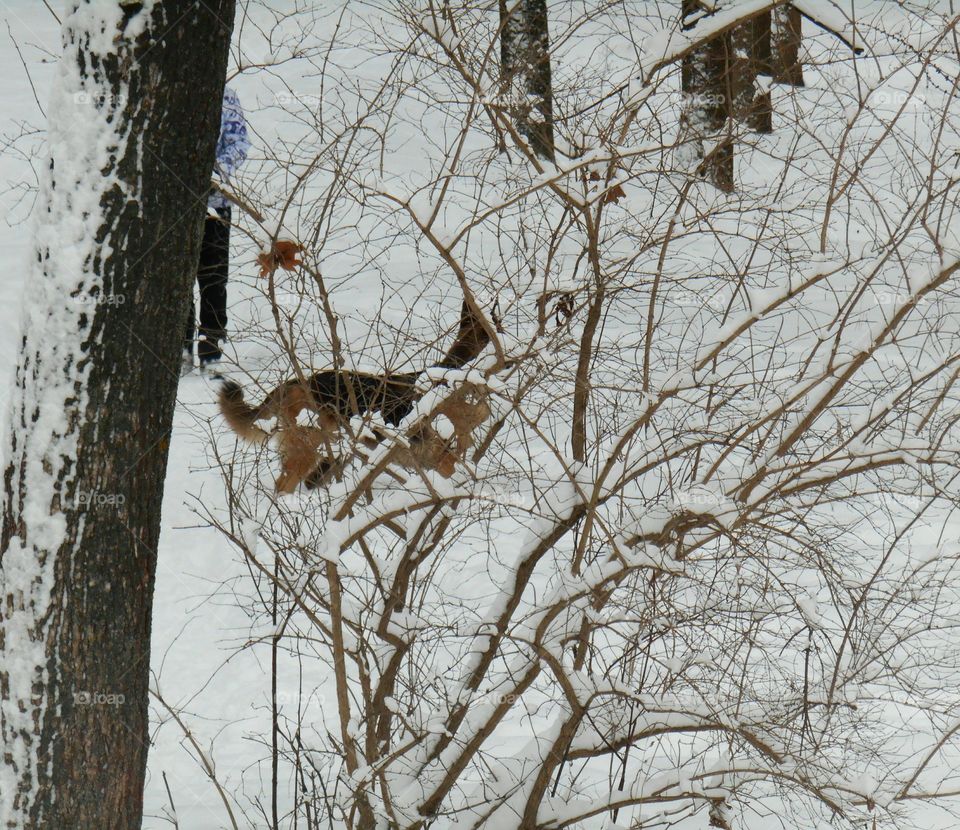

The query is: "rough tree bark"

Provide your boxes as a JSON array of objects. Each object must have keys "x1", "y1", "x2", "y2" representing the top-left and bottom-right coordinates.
[
  {"x1": 0, "y1": 2, "x2": 235, "y2": 828},
  {"x1": 751, "y1": 11, "x2": 774, "y2": 131},
  {"x1": 680, "y1": 0, "x2": 734, "y2": 192},
  {"x1": 771, "y1": 4, "x2": 804, "y2": 86},
  {"x1": 733, "y1": 11, "x2": 773, "y2": 133},
  {"x1": 499, "y1": 0, "x2": 556, "y2": 161},
  {"x1": 729, "y1": 18, "x2": 758, "y2": 127}
]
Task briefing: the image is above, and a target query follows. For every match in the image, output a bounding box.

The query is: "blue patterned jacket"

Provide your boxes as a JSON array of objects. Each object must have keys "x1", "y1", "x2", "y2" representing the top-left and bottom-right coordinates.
[{"x1": 209, "y1": 86, "x2": 250, "y2": 210}]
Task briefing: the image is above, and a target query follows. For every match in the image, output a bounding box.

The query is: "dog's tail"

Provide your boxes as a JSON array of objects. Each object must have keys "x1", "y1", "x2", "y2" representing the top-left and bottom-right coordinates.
[{"x1": 219, "y1": 381, "x2": 271, "y2": 444}]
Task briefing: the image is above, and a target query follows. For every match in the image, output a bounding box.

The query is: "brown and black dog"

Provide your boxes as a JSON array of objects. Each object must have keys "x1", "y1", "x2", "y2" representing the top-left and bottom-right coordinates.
[
  {"x1": 219, "y1": 371, "x2": 490, "y2": 492},
  {"x1": 218, "y1": 304, "x2": 494, "y2": 493}
]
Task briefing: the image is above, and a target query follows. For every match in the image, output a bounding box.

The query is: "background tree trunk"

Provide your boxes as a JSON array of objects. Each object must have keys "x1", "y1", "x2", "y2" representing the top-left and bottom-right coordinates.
[
  {"x1": 0, "y1": 2, "x2": 235, "y2": 828},
  {"x1": 680, "y1": 0, "x2": 733, "y2": 192},
  {"x1": 500, "y1": 0, "x2": 556, "y2": 161},
  {"x1": 771, "y1": 4, "x2": 804, "y2": 86},
  {"x1": 743, "y1": 11, "x2": 773, "y2": 132},
  {"x1": 729, "y1": 18, "x2": 759, "y2": 126}
]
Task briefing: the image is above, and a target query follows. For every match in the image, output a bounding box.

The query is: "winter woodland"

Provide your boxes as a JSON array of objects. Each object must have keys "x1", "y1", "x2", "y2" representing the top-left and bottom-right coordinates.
[{"x1": 3, "y1": 1, "x2": 960, "y2": 829}]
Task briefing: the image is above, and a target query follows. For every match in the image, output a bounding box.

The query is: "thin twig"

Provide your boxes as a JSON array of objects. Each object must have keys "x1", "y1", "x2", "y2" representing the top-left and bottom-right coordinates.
[
  {"x1": 161, "y1": 771, "x2": 180, "y2": 830},
  {"x1": 6, "y1": 22, "x2": 45, "y2": 117},
  {"x1": 41, "y1": 0, "x2": 61, "y2": 23},
  {"x1": 151, "y1": 688, "x2": 242, "y2": 830}
]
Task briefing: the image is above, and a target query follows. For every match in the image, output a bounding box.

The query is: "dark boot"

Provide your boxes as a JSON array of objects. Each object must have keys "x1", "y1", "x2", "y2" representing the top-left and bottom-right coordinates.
[{"x1": 198, "y1": 334, "x2": 223, "y2": 368}]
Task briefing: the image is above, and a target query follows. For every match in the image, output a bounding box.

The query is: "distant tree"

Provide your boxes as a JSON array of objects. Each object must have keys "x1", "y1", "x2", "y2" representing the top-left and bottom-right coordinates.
[
  {"x1": 734, "y1": 12, "x2": 774, "y2": 132},
  {"x1": 771, "y1": 4, "x2": 805, "y2": 86},
  {"x1": 730, "y1": 17, "x2": 759, "y2": 131},
  {"x1": 0, "y1": 2, "x2": 235, "y2": 827},
  {"x1": 681, "y1": 0, "x2": 734, "y2": 191},
  {"x1": 499, "y1": 0, "x2": 555, "y2": 161},
  {"x1": 682, "y1": 0, "x2": 792, "y2": 187}
]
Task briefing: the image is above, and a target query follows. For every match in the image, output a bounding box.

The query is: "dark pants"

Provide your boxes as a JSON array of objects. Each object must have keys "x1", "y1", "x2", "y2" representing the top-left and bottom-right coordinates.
[{"x1": 185, "y1": 207, "x2": 230, "y2": 360}]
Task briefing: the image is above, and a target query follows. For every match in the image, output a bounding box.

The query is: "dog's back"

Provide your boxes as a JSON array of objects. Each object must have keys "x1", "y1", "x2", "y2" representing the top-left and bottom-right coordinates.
[{"x1": 308, "y1": 370, "x2": 419, "y2": 426}]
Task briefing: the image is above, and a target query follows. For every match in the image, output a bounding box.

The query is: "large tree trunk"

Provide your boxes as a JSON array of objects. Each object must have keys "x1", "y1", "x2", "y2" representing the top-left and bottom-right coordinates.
[
  {"x1": 500, "y1": 0, "x2": 556, "y2": 161},
  {"x1": 0, "y1": 2, "x2": 235, "y2": 828},
  {"x1": 680, "y1": 0, "x2": 734, "y2": 192}
]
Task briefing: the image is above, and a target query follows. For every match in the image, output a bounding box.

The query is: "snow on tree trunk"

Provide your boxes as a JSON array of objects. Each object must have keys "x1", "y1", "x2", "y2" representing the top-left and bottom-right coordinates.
[
  {"x1": 500, "y1": 0, "x2": 556, "y2": 161},
  {"x1": 680, "y1": 0, "x2": 734, "y2": 192},
  {"x1": 0, "y1": 2, "x2": 234, "y2": 827}
]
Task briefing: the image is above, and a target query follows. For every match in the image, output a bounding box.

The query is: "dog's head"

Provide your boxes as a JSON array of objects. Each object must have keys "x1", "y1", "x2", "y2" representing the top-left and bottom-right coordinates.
[{"x1": 404, "y1": 382, "x2": 491, "y2": 477}]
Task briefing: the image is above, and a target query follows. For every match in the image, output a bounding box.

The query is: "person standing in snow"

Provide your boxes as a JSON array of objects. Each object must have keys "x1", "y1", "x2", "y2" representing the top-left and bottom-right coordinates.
[{"x1": 184, "y1": 85, "x2": 251, "y2": 371}]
